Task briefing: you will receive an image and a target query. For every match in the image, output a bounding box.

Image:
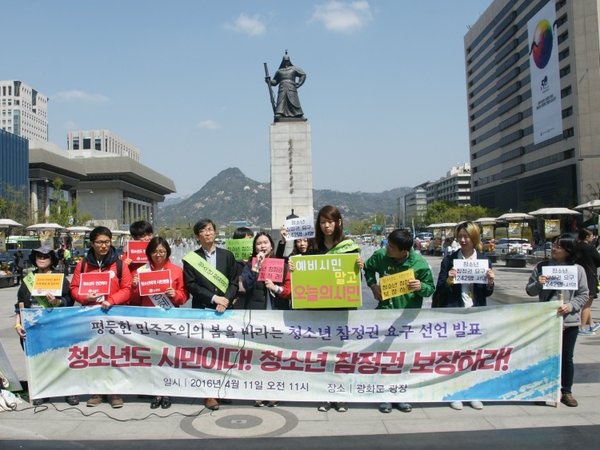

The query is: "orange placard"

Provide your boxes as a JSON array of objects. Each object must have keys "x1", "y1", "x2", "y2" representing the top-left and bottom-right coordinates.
[{"x1": 31, "y1": 273, "x2": 64, "y2": 296}]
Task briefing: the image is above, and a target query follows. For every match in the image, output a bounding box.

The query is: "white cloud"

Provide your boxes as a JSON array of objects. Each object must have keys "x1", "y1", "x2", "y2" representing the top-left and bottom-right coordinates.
[
  {"x1": 311, "y1": 1, "x2": 372, "y2": 32},
  {"x1": 224, "y1": 13, "x2": 266, "y2": 36},
  {"x1": 52, "y1": 90, "x2": 109, "y2": 103},
  {"x1": 197, "y1": 119, "x2": 220, "y2": 130}
]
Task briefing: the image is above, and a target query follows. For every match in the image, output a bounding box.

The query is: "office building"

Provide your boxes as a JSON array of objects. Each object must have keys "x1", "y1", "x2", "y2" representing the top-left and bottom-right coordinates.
[
  {"x1": 67, "y1": 129, "x2": 141, "y2": 162},
  {"x1": 0, "y1": 80, "x2": 48, "y2": 141},
  {"x1": 427, "y1": 163, "x2": 472, "y2": 205},
  {"x1": 465, "y1": 0, "x2": 600, "y2": 211},
  {"x1": 0, "y1": 128, "x2": 28, "y2": 200}
]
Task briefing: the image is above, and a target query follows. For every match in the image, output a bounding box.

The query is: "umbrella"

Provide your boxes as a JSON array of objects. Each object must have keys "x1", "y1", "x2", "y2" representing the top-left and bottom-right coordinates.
[
  {"x1": 496, "y1": 213, "x2": 535, "y2": 221},
  {"x1": 528, "y1": 207, "x2": 581, "y2": 216},
  {"x1": 66, "y1": 226, "x2": 93, "y2": 233},
  {"x1": 0, "y1": 219, "x2": 24, "y2": 228},
  {"x1": 574, "y1": 199, "x2": 600, "y2": 211},
  {"x1": 110, "y1": 230, "x2": 130, "y2": 236},
  {"x1": 26, "y1": 223, "x2": 65, "y2": 231},
  {"x1": 475, "y1": 217, "x2": 497, "y2": 225}
]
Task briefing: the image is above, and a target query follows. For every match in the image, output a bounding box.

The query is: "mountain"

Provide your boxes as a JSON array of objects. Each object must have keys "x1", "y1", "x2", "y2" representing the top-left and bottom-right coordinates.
[{"x1": 156, "y1": 167, "x2": 411, "y2": 227}]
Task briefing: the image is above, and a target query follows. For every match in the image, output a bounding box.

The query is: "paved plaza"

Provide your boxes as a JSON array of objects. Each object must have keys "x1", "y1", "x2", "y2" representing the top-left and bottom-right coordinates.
[{"x1": 0, "y1": 254, "x2": 599, "y2": 448}]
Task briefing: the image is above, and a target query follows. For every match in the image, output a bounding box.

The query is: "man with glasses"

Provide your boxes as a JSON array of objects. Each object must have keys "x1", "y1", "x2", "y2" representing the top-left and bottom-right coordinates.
[
  {"x1": 183, "y1": 219, "x2": 238, "y2": 411},
  {"x1": 69, "y1": 226, "x2": 132, "y2": 409}
]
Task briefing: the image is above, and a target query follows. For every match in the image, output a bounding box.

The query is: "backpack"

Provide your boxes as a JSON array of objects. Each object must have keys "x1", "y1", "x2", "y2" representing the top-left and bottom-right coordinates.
[{"x1": 80, "y1": 257, "x2": 123, "y2": 281}]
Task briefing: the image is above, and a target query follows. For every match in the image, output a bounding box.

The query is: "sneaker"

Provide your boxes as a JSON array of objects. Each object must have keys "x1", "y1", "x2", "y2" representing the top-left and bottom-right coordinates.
[
  {"x1": 267, "y1": 401, "x2": 279, "y2": 407},
  {"x1": 450, "y1": 401, "x2": 463, "y2": 410},
  {"x1": 379, "y1": 402, "x2": 393, "y2": 413},
  {"x1": 65, "y1": 395, "x2": 79, "y2": 406},
  {"x1": 591, "y1": 322, "x2": 600, "y2": 332},
  {"x1": 470, "y1": 400, "x2": 484, "y2": 410},
  {"x1": 317, "y1": 402, "x2": 332, "y2": 412},
  {"x1": 335, "y1": 402, "x2": 348, "y2": 412},
  {"x1": 579, "y1": 328, "x2": 594, "y2": 335},
  {"x1": 109, "y1": 395, "x2": 123, "y2": 409},
  {"x1": 254, "y1": 400, "x2": 266, "y2": 407},
  {"x1": 560, "y1": 393, "x2": 578, "y2": 407},
  {"x1": 87, "y1": 394, "x2": 103, "y2": 407},
  {"x1": 150, "y1": 396, "x2": 162, "y2": 409},
  {"x1": 397, "y1": 402, "x2": 412, "y2": 413}
]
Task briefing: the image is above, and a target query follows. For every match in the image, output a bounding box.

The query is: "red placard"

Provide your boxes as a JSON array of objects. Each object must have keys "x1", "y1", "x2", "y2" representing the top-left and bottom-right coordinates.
[
  {"x1": 78, "y1": 272, "x2": 111, "y2": 296},
  {"x1": 138, "y1": 270, "x2": 171, "y2": 296},
  {"x1": 252, "y1": 257, "x2": 285, "y2": 283},
  {"x1": 127, "y1": 240, "x2": 149, "y2": 263}
]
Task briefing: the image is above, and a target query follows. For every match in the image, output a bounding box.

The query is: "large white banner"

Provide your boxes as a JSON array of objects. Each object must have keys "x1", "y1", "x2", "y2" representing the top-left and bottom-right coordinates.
[
  {"x1": 528, "y1": 1, "x2": 562, "y2": 144},
  {"x1": 21, "y1": 304, "x2": 561, "y2": 403}
]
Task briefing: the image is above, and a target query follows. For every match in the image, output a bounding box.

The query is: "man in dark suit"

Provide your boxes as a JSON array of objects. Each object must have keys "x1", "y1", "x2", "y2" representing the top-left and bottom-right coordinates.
[{"x1": 183, "y1": 218, "x2": 238, "y2": 411}]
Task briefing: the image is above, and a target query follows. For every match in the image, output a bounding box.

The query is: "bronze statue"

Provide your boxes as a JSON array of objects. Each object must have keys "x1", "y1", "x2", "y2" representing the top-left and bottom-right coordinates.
[{"x1": 264, "y1": 52, "x2": 306, "y2": 121}]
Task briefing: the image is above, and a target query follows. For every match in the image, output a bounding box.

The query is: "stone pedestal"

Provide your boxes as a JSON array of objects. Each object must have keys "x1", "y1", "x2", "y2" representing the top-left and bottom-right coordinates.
[{"x1": 270, "y1": 121, "x2": 314, "y2": 230}]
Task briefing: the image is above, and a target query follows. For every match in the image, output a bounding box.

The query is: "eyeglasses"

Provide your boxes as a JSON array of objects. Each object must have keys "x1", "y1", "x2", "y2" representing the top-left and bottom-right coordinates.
[
  {"x1": 36, "y1": 254, "x2": 51, "y2": 259},
  {"x1": 199, "y1": 228, "x2": 215, "y2": 235},
  {"x1": 93, "y1": 240, "x2": 111, "y2": 246},
  {"x1": 151, "y1": 251, "x2": 167, "y2": 256}
]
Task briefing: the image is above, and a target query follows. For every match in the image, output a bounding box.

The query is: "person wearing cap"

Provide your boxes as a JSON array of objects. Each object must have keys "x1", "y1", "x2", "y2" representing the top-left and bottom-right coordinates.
[
  {"x1": 13, "y1": 246, "x2": 78, "y2": 407},
  {"x1": 70, "y1": 226, "x2": 132, "y2": 409}
]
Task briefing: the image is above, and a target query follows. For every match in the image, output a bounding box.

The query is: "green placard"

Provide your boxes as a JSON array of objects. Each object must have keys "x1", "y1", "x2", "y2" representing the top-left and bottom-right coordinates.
[
  {"x1": 291, "y1": 254, "x2": 362, "y2": 309},
  {"x1": 225, "y1": 238, "x2": 254, "y2": 261}
]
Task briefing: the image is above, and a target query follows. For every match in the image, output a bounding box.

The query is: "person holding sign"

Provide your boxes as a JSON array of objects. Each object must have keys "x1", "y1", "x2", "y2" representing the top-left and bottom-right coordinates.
[
  {"x1": 241, "y1": 232, "x2": 291, "y2": 311},
  {"x1": 526, "y1": 234, "x2": 588, "y2": 408},
  {"x1": 129, "y1": 237, "x2": 189, "y2": 308},
  {"x1": 313, "y1": 205, "x2": 363, "y2": 414},
  {"x1": 183, "y1": 218, "x2": 238, "y2": 411},
  {"x1": 129, "y1": 237, "x2": 188, "y2": 410},
  {"x1": 14, "y1": 246, "x2": 77, "y2": 407},
  {"x1": 228, "y1": 227, "x2": 255, "y2": 310},
  {"x1": 363, "y1": 229, "x2": 435, "y2": 415},
  {"x1": 241, "y1": 232, "x2": 291, "y2": 408},
  {"x1": 434, "y1": 221, "x2": 495, "y2": 411},
  {"x1": 69, "y1": 226, "x2": 132, "y2": 409},
  {"x1": 123, "y1": 220, "x2": 154, "y2": 288},
  {"x1": 275, "y1": 224, "x2": 312, "y2": 258}
]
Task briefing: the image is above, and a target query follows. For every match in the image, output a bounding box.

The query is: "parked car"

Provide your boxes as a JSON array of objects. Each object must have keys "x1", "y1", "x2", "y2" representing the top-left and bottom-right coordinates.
[
  {"x1": 495, "y1": 238, "x2": 532, "y2": 255},
  {"x1": 532, "y1": 241, "x2": 552, "y2": 259}
]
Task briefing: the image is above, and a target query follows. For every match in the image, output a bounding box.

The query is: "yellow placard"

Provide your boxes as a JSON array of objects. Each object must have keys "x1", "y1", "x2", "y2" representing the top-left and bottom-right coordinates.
[
  {"x1": 32, "y1": 273, "x2": 64, "y2": 296},
  {"x1": 380, "y1": 269, "x2": 415, "y2": 300}
]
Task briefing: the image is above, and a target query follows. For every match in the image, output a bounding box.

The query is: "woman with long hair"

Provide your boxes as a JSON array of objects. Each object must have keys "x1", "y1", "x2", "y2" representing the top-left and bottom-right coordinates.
[{"x1": 526, "y1": 234, "x2": 588, "y2": 407}]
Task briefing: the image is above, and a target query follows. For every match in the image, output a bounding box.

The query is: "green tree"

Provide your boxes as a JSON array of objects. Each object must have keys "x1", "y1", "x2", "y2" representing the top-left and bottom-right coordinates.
[
  {"x1": 47, "y1": 178, "x2": 92, "y2": 226},
  {"x1": 0, "y1": 184, "x2": 29, "y2": 224}
]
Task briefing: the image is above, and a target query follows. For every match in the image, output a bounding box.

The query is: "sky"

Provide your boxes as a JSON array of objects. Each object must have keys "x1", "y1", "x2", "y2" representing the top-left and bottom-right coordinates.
[{"x1": 3, "y1": 0, "x2": 492, "y2": 198}]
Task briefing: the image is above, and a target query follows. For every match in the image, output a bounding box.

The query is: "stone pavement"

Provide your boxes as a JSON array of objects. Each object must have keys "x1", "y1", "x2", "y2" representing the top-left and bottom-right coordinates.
[{"x1": 0, "y1": 254, "x2": 599, "y2": 448}]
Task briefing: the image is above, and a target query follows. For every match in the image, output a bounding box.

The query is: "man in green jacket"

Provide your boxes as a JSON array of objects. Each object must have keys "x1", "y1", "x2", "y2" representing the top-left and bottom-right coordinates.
[{"x1": 363, "y1": 228, "x2": 435, "y2": 413}]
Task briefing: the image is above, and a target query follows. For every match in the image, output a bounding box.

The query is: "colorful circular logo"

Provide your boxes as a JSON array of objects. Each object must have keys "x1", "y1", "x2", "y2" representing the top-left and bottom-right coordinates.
[{"x1": 531, "y1": 19, "x2": 553, "y2": 69}]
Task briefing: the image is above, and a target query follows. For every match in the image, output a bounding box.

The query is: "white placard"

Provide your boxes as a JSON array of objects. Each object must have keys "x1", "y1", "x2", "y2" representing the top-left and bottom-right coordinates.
[
  {"x1": 284, "y1": 216, "x2": 315, "y2": 240},
  {"x1": 454, "y1": 259, "x2": 489, "y2": 284},
  {"x1": 541, "y1": 265, "x2": 578, "y2": 290}
]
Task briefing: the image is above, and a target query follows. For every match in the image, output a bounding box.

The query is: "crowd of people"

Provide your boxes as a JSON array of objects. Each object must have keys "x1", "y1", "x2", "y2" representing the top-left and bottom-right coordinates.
[{"x1": 11, "y1": 206, "x2": 597, "y2": 413}]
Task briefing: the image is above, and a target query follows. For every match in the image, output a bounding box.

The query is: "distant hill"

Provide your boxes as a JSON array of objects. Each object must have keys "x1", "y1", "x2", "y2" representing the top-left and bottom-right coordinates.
[{"x1": 156, "y1": 167, "x2": 411, "y2": 228}]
